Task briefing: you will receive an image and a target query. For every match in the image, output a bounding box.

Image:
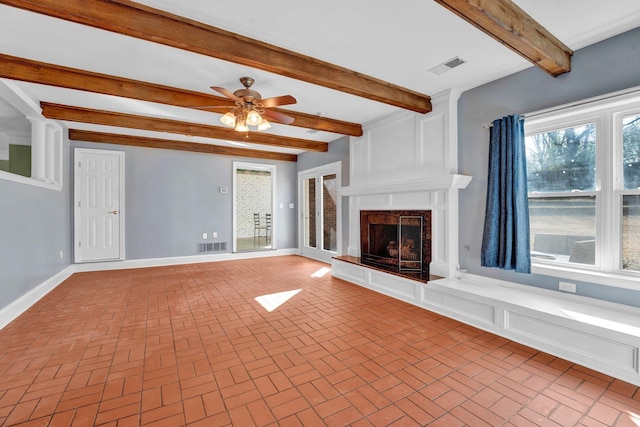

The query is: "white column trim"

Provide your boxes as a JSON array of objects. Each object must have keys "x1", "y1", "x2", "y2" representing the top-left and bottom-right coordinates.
[
  {"x1": 45, "y1": 122, "x2": 56, "y2": 183},
  {"x1": 29, "y1": 117, "x2": 46, "y2": 181}
]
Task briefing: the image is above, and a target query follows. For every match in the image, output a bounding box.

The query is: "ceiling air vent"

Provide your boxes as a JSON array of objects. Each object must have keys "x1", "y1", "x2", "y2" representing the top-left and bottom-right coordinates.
[{"x1": 428, "y1": 57, "x2": 467, "y2": 76}]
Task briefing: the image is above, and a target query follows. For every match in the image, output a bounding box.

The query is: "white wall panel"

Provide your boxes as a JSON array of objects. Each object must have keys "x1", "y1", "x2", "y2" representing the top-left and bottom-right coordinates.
[
  {"x1": 425, "y1": 288, "x2": 496, "y2": 328},
  {"x1": 350, "y1": 135, "x2": 368, "y2": 180},
  {"x1": 505, "y1": 310, "x2": 639, "y2": 375},
  {"x1": 418, "y1": 113, "x2": 446, "y2": 175}
]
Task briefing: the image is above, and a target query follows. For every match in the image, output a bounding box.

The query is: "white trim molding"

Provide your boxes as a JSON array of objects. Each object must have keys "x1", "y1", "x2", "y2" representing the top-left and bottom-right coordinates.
[{"x1": 72, "y1": 248, "x2": 299, "y2": 272}]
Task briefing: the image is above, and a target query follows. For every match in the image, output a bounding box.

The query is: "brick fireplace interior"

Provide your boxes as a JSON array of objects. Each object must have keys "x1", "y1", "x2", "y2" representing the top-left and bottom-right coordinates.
[{"x1": 359, "y1": 210, "x2": 432, "y2": 282}]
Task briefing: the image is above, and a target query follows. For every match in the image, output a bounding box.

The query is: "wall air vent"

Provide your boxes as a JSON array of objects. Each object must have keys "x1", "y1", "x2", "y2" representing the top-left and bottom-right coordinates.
[
  {"x1": 198, "y1": 243, "x2": 213, "y2": 253},
  {"x1": 428, "y1": 56, "x2": 467, "y2": 76},
  {"x1": 198, "y1": 242, "x2": 227, "y2": 253}
]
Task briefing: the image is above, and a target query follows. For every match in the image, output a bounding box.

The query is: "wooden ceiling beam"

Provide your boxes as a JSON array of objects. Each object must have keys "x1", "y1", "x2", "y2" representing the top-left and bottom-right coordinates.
[
  {"x1": 2, "y1": 0, "x2": 432, "y2": 113},
  {"x1": 433, "y1": 0, "x2": 572, "y2": 77},
  {"x1": 41, "y1": 103, "x2": 328, "y2": 152},
  {"x1": 69, "y1": 129, "x2": 297, "y2": 162},
  {"x1": 0, "y1": 54, "x2": 362, "y2": 137}
]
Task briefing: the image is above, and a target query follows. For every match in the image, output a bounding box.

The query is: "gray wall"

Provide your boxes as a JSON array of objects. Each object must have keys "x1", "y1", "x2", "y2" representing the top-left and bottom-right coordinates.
[
  {"x1": 71, "y1": 141, "x2": 298, "y2": 260},
  {"x1": 298, "y1": 136, "x2": 350, "y2": 252},
  {"x1": 297, "y1": 136, "x2": 350, "y2": 182},
  {"x1": 0, "y1": 138, "x2": 71, "y2": 312},
  {"x1": 458, "y1": 27, "x2": 640, "y2": 306}
]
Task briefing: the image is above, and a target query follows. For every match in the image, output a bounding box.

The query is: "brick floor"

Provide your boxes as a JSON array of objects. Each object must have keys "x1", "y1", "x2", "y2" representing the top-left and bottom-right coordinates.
[{"x1": 1, "y1": 255, "x2": 640, "y2": 426}]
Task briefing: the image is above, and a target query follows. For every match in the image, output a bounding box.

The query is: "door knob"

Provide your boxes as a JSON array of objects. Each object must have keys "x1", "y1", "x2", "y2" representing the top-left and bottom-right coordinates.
[{"x1": 108, "y1": 210, "x2": 118, "y2": 215}]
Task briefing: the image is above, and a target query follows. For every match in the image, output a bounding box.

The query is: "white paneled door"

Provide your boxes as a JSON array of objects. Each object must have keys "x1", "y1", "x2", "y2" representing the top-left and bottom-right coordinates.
[{"x1": 74, "y1": 148, "x2": 125, "y2": 263}]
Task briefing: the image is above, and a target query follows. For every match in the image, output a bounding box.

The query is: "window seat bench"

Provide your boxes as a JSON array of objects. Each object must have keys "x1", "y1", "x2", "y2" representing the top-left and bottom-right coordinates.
[{"x1": 332, "y1": 258, "x2": 640, "y2": 386}]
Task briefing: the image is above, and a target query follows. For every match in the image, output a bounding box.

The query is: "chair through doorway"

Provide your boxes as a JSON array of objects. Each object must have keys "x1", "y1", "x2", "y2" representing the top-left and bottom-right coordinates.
[{"x1": 253, "y1": 213, "x2": 272, "y2": 245}]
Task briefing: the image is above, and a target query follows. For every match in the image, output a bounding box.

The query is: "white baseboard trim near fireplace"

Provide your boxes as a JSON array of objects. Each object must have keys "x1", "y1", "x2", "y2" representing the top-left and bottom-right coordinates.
[{"x1": 332, "y1": 258, "x2": 640, "y2": 386}]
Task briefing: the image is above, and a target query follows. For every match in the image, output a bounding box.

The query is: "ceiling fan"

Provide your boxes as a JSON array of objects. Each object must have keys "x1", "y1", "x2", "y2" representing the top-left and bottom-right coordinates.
[{"x1": 207, "y1": 77, "x2": 297, "y2": 132}]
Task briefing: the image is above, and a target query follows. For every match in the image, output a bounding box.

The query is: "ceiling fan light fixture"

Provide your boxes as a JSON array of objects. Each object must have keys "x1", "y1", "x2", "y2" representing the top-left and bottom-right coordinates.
[
  {"x1": 211, "y1": 77, "x2": 296, "y2": 133},
  {"x1": 220, "y1": 111, "x2": 236, "y2": 127},
  {"x1": 234, "y1": 118, "x2": 249, "y2": 132},
  {"x1": 257, "y1": 118, "x2": 271, "y2": 131},
  {"x1": 246, "y1": 109, "x2": 263, "y2": 126}
]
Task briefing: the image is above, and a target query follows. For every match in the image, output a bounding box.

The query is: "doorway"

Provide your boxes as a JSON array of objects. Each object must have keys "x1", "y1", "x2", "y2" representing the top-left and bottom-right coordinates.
[
  {"x1": 298, "y1": 161, "x2": 341, "y2": 263},
  {"x1": 233, "y1": 161, "x2": 276, "y2": 252},
  {"x1": 74, "y1": 148, "x2": 125, "y2": 263}
]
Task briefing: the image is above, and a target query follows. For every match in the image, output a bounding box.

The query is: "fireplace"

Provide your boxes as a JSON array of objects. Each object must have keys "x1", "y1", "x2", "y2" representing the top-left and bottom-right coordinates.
[{"x1": 360, "y1": 210, "x2": 431, "y2": 280}]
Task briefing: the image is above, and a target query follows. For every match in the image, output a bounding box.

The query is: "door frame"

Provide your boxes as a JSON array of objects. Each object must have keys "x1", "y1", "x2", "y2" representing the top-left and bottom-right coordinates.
[
  {"x1": 73, "y1": 147, "x2": 125, "y2": 263},
  {"x1": 298, "y1": 161, "x2": 342, "y2": 263},
  {"x1": 232, "y1": 161, "x2": 277, "y2": 252}
]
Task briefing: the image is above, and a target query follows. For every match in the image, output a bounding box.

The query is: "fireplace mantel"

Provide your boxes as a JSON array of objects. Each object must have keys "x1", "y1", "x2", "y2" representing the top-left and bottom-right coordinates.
[{"x1": 338, "y1": 174, "x2": 472, "y2": 197}]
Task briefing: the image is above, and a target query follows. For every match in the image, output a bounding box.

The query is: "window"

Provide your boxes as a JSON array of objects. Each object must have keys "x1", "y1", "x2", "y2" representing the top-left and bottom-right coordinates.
[
  {"x1": 524, "y1": 88, "x2": 640, "y2": 286},
  {"x1": 527, "y1": 123, "x2": 597, "y2": 265},
  {"x1": 621, "y1": 113, "x2": 640, "y2": 271}
]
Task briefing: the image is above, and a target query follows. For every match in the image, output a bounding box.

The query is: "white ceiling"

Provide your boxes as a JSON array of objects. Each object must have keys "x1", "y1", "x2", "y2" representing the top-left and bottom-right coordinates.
[{"x1": 1, "y1": 1, "x2": 640, "y2": 155}]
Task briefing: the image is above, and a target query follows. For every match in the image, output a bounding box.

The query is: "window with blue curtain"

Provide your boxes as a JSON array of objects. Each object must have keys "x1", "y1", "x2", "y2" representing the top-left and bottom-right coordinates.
[{"x1": 481, "y1": 114, "x2": 531, "y2": 273}]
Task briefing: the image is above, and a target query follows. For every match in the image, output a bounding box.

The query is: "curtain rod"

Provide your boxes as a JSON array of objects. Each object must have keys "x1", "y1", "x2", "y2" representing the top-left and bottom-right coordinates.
[
  {"x1": 482, "y1": 116, "x2": 524, "y2": 129},
  {"x1": 481, "y1": 85, "x2": 640, "y2": 130}
]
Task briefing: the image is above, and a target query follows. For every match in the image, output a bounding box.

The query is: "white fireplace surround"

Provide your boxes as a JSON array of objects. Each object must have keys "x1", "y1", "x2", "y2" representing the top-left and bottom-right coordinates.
[{"x1": 339, "y1": 89, "x2": 470, "y2": 279}]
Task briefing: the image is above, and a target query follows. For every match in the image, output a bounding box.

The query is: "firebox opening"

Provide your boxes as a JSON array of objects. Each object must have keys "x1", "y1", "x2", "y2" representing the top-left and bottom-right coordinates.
[{"x1": 360, "y1": 210, "x2": 432, "y2": 281}]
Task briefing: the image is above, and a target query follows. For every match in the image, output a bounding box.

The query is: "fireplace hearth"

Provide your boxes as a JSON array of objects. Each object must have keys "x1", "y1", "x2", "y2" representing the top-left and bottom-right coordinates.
[{"x1": 360, "y1": 210, "x2": 431, "y2": 280}]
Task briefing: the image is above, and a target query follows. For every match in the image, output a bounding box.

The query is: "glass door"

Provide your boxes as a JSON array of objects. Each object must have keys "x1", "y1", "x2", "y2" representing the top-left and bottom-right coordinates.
[
  {"x1": 299, "y1": 162, "x2": 341, "y2": 263},
  {"x1": 303, "y1": 176, "x2": 317, "y2": 250}
]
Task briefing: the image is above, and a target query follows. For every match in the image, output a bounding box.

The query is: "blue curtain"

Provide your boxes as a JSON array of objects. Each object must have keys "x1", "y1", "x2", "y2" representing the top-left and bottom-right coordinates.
[{"x1": 481, "y1": 114, "x2": 531, "y2": 273}]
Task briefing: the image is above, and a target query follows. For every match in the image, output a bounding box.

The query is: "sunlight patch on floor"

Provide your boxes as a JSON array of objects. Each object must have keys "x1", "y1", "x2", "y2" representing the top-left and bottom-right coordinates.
[
  {"x1": 311, "y1": 267, "x2": 331, "y2": 278},
  {"x1": 255, "y1": 289, "x2": 302, "y2": 312},
  {"x1": 625, "y1": 411, "x2": 640, "y2": 426}
]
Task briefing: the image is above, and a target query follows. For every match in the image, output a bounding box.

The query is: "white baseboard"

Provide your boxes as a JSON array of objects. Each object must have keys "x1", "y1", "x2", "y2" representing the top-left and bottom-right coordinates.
[
  {"x1": 332, "y1": 258, "x2": 640, "y2": 387},
  {"x1": 1, "y1": 249, "x2": 300, "y2": 330},
  {"x1": 73, "y1": 248, "x2": 300, "y2": 272},
  {"x1": 0, "y1": 265, "x2": 74, "y2": 330}
]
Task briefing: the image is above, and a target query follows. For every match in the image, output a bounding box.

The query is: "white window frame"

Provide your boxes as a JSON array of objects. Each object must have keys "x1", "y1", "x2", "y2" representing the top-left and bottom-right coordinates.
[{"x1": 525, "y1": 86, "x2": 640, "y2": 290}]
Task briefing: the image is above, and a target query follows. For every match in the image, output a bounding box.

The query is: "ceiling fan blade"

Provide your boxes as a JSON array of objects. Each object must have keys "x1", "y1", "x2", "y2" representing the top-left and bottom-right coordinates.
[
  {"x1": 262, "y1": 109, "x2": 295, "y2": 125},
  {"x1": 260, "y1": 95, "x2": 297, "y2": 108},
  {"x1": 211, "y1": 86, "x2": 242, "y2": 102},
  {"x1": 191, "y1": 106, "x2": 231, "y2": 110}
]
